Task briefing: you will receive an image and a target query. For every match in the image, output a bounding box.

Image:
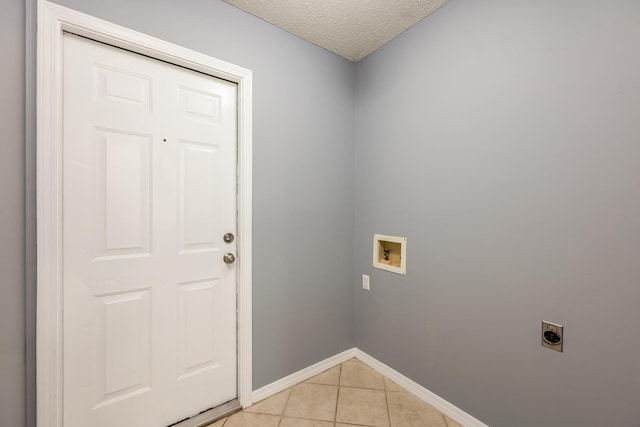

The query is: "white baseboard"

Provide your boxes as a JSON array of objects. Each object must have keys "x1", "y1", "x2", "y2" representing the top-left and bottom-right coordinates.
[
  {"x1": 354, "y1": 349, "x2": 489, "y2": 427},
  {"x1": 251, "y1": 348, "x2": 357, "y2": 404},
  {"x1": 250, "y1": 347, "x2": 488, "y2": 427}
]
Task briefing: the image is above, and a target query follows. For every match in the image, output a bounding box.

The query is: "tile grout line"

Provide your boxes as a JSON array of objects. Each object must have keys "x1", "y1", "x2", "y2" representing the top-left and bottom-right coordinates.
[
  {"x1": 334, "y1": 363, "x2": 343, "y2": 424},
  {"x1": 337, "y1": 384, "x2": 390, "y2": 391},
  {"x1": 274, "y1": 388, "x2": 285, "y2": 427},
  {"x1": 339, "y1": 385, "x2": 385, "y2": 392},
  {"x1": 383, "y1": 376, "x2": 393, "y2": 427},
  {"x1": 280, "y1": 384, "x2": 294, "y2": 424}
]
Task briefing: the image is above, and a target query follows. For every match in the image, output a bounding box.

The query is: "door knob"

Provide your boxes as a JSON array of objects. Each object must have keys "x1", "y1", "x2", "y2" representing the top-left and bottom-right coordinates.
[{"x1": 223, "y1": 253, "x2": 236, "y2": 264}]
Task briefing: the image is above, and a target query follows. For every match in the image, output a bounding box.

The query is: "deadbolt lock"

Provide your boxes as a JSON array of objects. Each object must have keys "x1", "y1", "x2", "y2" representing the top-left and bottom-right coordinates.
[{"x1": 223, "y1": 233, "x2": 235, "y2": 243}]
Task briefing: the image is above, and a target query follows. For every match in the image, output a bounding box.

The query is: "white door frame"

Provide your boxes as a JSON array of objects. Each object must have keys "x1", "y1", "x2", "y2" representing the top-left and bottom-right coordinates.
[{"x1": 36, "y1": 2, "x2": 253, "y2": 426}]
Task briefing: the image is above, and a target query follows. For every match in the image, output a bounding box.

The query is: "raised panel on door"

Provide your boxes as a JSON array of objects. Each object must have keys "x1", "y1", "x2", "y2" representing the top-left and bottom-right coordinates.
[
  {"x1": 94, "y1": 289, "x2": 152, "y2": 408},
  {"x1": 179, "y1": 140, "x2": 219, "y2": 254},
  {"x1": 178, "y1": 86, "x2": 221, "y2": 124},
  {"x1": 177, "y1": 280, "x2": 218, "y2": 379},
  {"x1": 95, "y1": 65, "x2": 152, "y2": 110},
  {"x1": 95, "y1": 129, "x2": 152, "y2": 259}
]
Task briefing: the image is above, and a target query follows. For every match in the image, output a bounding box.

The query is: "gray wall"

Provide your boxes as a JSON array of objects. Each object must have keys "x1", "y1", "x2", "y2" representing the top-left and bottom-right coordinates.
[
  {"x1": 6, "y1": 1, "x2": 355, "y2": 425},
  {"x1": 1, "y1": 0, "x2": 26, "y2": 426},
  {"x1": 354, "y1": 0, "x2": 640, "y2": 426},
  {"x1": 8, "y1": 0, "x2": 640, "y2": 426}
]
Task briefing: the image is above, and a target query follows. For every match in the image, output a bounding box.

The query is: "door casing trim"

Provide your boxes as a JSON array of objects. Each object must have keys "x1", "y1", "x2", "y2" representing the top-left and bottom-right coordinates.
[{"x1": 36, "y1": 2, "x2": 253, "y2": 425}]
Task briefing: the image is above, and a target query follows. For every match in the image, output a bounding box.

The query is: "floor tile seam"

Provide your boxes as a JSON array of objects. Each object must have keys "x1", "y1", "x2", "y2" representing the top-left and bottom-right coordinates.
[
  {"x1": 383, "y1": 387, "x2": 392, "y2": 427},
  {"x1": 382, "y1": 378, "x2": 400, "y2": 392},
  {"x1": 336, "y1": 422, "x2": 381, "y2": 427},
  {"x1": 281, "y1": 411, "x2": 335, "y2": 422},
  {"x1": 335, "y1": 419, "x2": 386, "y2": 427},
  {"x1": 280, "y1": 414, "x2": 336, "y2": 422},
  {"x1": 333, "y1": 363, "x2": 343, "y2": 423},
  {"x1": 280, "y1": 383, "x2": 300, "y2": 427},
  {"x1": 300, "y1": 382, "x2": 340, "y2": 388},
  {"x1": 247, "y1": 409, "x2": 285, "y2": 417},
  {"x1": 279, "y1": 386, "x2": 294, "y2": 420},
  {"x1": 339, "y1": 384, "x2": 386, "y2": 392}
]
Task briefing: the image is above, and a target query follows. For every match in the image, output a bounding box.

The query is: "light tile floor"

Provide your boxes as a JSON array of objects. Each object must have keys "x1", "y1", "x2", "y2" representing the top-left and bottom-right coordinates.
[{"x1": 209, "y1": 358, "x2": 463, "y2": 427}]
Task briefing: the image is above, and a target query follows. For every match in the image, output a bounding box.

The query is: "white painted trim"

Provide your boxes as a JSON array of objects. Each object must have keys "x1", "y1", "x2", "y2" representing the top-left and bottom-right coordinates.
[
  {"x1": 250, "y1": 347, "x2": 487, "y2": 427},
  {"x1": 251, "y1": 348, "x2": 357, "y2": 404},
  {"x1": 36, "y1": 2, "x2": 253, "y2": 426},
  {"x1": 354, "y1": 349, "x2": 489, "y2": 427}
]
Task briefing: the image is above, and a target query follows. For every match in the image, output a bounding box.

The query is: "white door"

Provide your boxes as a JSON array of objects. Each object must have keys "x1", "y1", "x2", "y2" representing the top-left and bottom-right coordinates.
[{"x1": 62, "y1": 33, "x2": 238, "y2": 427}]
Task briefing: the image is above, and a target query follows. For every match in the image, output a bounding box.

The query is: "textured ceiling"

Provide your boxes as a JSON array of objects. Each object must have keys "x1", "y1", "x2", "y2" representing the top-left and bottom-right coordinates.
[{"x1": 224, "y1": 0, "x2": 449, "y2": 62}]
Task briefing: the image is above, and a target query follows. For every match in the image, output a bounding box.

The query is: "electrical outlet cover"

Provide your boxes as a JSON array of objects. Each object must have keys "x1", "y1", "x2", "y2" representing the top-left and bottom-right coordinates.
[
  {"x1": 541, "y1": 321, "x2": 563, "y2": 352},
  {"x1": 362, "y1": 274, "x2": 370, "y2": 291}
]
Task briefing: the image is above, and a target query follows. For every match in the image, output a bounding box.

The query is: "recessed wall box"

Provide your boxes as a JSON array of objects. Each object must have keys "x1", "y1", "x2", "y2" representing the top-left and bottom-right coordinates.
[{"x1": 373, "y1": 234, "x2": 407, "y2": 275}]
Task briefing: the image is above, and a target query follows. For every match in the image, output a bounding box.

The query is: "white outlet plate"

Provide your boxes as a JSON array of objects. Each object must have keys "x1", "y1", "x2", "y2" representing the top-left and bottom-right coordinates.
[{"x1": 362, "y1": 274, "x2": 370, "y2": 291}]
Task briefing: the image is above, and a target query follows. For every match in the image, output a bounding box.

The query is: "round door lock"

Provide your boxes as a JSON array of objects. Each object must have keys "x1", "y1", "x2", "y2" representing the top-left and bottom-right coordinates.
[
  {"x1": 223, "y1": 253, "x2": 236, "y2": 264},
  {"x1": 223, "y1": 233, "x2": 235, "y2": 243}
]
